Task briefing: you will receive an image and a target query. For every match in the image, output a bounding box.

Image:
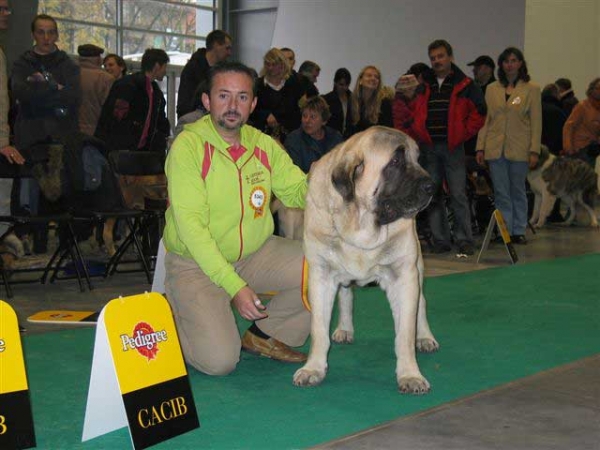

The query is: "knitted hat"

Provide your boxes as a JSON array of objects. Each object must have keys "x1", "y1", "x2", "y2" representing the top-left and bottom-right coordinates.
[
  {"x1": 395, "y1": 74, "x2": 419, "y2": 92},
  {"x1": 77, "y1": 44, "x2": 104, "y2": 57}
]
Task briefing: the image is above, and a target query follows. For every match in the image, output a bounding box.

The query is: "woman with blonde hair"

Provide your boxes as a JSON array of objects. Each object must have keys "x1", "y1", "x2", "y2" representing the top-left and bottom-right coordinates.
[
  {"x1": 251, "y1": 47, "x2": 309, "y2": 141},
  {"x1": 351, "y1": 65, "x2": 393, "y2": 133}
]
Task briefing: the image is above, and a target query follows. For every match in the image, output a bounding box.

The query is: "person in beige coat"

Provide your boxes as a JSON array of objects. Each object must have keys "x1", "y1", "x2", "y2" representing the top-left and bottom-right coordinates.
[
  {"x1": 476, "y1": 47, "x2": 541, "y2": 244},
  {"x1": 77, "y1": 44, "x2": 114, "y2": 136}
]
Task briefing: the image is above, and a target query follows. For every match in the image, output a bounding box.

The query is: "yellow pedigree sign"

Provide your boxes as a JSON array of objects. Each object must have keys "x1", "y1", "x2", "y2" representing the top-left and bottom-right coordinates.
[
  {"x1": 104, "y1": 292, "x2": 187, "y2": 395},
  {"x1": 0, "y1": 300, "x2": 28, "y2": 395},
  {"x1": 82, "y1": 293, "x2": 198, "y2": 448},
  {"x1": 0, "y1": 300, "x2": 37, "y2": 449}
]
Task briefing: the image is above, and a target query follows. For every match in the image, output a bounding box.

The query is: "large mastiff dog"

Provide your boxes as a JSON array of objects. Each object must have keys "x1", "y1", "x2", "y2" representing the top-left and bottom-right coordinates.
[{"x1": 293, "y1": 126, "x2": 439, "y2": 394}]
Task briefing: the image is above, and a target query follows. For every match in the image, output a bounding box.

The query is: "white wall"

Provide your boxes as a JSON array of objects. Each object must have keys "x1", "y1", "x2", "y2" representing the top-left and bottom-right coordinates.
[
  {"x1": 270, "y1": 0, "x2": 525, "y2": 92},
  {"x1": 525, "y1": 0, "x2": 599, "y2": 100}
]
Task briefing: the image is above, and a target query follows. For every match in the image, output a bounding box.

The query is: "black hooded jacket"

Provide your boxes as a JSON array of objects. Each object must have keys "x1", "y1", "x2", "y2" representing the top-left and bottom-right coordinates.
[{"x1": 11, "y1": 48, "x2": 80, "y2": 150}]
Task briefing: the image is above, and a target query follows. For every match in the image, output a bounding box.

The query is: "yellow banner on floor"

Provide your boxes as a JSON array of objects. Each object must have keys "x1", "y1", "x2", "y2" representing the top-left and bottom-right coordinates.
[
  {"x1": 0, "y1": 300, "x2": 37, "y2": 449},
  {"x1": 0, "y1": 301, "x2": 27, "y2": 395}
]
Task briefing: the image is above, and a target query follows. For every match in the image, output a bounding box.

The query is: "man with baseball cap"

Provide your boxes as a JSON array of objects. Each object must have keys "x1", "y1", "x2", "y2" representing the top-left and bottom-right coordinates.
[{"x1": 467, "y1": 55, "x2": 496, "y2": 94}]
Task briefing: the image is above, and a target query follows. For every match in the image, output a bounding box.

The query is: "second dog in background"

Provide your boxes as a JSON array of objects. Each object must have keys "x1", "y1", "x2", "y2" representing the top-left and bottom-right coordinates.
[{"x1": 528, "y1": 145, "x2": 598, "y2": 228}]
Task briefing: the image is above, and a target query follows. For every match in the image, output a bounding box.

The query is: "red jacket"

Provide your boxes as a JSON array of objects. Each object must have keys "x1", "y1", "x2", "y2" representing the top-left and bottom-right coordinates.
[{"x1": 408, "y1": 65, "x2": 486, "y2": 152}]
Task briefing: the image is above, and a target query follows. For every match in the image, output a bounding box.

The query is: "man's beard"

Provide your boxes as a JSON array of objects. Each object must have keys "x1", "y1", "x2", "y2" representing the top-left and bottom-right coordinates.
[{"x1": 217, "y1": 111, "x2": 245, "y2": 131}]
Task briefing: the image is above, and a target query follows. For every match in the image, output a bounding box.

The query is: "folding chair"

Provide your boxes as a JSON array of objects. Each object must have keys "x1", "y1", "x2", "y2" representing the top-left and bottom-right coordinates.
[
  {"x1": 0, "y1": 159, "x2": 91, "y2": 298},
  {"x1": 103, "y1": 150, "x2": 167, "y2": 281},
  {"x1": 64, "y1": 151, "x2": 154, "y2": 285}
]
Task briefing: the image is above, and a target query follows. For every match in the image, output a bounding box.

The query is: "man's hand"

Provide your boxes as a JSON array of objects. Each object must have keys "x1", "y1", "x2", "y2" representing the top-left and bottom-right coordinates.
[
  {"x1": 266, "y1": 113, "x2": 279, "y2": 128},
  {"x1": 0, "y1": 146, "x2": 25, "y2": 165},
  {"x1": 476, "y1": 150, "x2": 485, "y2": 166},
  {"x1": 27, "y1": 72, "x2": 46, "y2": 82},
  {"x1": 232, "y1": 286, "x2": 268, "y2": 321},
  {"x1": 529, "y1": 152, "x2": 539, "y2": 169}
]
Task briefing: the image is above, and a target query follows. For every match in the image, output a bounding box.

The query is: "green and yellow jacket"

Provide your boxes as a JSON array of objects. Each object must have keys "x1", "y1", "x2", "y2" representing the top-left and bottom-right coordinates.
[{"x1": 164, "y1": 115, "x2": 307, "y2": 297}]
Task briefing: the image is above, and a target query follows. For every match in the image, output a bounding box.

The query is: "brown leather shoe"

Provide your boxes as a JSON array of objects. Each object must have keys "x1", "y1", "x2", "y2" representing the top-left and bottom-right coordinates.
[{"x1": 241, "y1": 330, "x2": 307, "y2": 363}]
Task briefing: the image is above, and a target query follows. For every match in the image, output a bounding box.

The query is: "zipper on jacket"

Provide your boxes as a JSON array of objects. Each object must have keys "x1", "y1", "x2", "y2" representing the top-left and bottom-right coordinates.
[{"x1": 236, "y1": 167, "x2": 245, "y2": 261}]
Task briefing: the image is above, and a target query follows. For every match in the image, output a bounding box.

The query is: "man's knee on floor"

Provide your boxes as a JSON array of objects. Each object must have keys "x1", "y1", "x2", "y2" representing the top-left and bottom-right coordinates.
[{"x1": 187, "y1": 348, "x2": 240, "y2": 376}]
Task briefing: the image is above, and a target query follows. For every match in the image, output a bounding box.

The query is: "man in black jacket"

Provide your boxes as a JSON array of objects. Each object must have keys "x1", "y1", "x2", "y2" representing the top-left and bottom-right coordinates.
[
  {"x1": 95, "y1": 48, "x2": 170, "y2": 154},
  {"x1": 11, "y1": 13, "x2": 81, "y2": 253},
  {"x1": 176, "y1": 30, "x2": 232, "y2": 118},
  {"x1": 11, "y1": 14, "x2": 80, "y2": 154}
]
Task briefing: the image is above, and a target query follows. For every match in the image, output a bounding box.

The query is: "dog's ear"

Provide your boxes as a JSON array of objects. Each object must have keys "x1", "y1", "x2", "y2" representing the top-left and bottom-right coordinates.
[{"x1": 332, "y1": 159, "x2": 364, "y2": 202}]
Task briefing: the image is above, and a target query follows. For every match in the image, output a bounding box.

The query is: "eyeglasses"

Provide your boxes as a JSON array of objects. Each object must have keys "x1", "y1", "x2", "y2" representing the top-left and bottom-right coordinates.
[{"x1": 0, "y1": 6, "x2": 12, "y2": 15}]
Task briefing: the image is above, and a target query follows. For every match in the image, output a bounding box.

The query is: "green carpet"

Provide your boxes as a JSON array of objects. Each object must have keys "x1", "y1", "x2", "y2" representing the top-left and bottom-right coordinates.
[{"x1": 22, "y1": 254, "x2": 600, "y2": 449}]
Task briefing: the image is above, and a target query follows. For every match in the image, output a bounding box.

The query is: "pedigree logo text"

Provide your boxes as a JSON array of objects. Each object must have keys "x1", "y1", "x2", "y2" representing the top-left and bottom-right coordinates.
[{"x1": 120, "y1": 322, "x2": 168, "y2": 361}]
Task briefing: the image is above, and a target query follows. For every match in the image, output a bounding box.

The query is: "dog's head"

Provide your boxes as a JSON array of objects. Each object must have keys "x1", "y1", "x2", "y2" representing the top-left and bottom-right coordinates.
[
  {"x1": 531, "y1": 144, "x2": 551, "y2": 171},
  {"x1": 330, "y1": 126, "x2": 434, "y2": 226}
]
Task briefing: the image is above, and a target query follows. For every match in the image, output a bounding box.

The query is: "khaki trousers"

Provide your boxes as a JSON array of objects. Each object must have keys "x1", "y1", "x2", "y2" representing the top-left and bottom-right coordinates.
[{"x1": 165, "y1": 235, "x2": 310, "y2": 375}]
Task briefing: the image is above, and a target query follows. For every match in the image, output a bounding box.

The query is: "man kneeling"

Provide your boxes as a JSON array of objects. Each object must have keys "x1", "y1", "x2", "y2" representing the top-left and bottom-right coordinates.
[{"x1": 163, "y1": 61, "x2": 310, "y2": 375}]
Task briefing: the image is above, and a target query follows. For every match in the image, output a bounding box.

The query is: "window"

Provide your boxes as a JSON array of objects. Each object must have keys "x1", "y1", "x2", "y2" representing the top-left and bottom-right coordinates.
[
  {"x1": 38, "y1": 0, "x2": 220, "y2": 126},
  {"x1": 38, "y1": 0, "x2": 218, "y2": 66}
]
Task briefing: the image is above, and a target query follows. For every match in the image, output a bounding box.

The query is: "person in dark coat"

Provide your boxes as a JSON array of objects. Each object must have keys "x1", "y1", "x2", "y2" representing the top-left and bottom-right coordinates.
[
  {"x1": 541, "y1": 84, "x2": 567, "y2": 155},
  {"x1": 95, "y1": 48, "x2": 170, "y2": 153},
  {"x1": 176, "y1": 30, "x2": 232, "y2": 118},
  {"x1": 464, "y1": 55, "x2": 496, "y2": 156},
  {"x1": 322, "y1": 68, "x2": 354, "y2": 139},
  {"x1": 284, "y1": 96, "x2": 343, "y2": 173},
  {"x1": 11, "y1": 14, "x2": 80, "y2": 153},
  {"x1": 297, "y1": 60, "x2": 320, "y2": 97},
  {"x1": 11, "y1": 13, "x2": 81, "y2": 254},
  {"x1": 250, "y1": 48, "x2": 309, "y2": 142},
  {"x1": 555, "y1": 78, "x2": 579, "y2": 117},
  {"x1": 540, "y1": 83, "x2": 567, "y2": 222}
]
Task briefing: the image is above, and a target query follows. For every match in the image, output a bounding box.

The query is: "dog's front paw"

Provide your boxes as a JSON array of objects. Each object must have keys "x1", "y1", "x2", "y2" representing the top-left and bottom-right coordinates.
[
  {"x1": 293, "y1": 367, "x2": 326, "y2": 387},
  {"x1": 397, "y1": 375, "x2": 430, "y2": 395},
  {"x1": 332, "y1": 328, "x2": 354, "y2": 344},
  {"x1": 416, "y1": 337, "x2": 439, "y2": 353}
]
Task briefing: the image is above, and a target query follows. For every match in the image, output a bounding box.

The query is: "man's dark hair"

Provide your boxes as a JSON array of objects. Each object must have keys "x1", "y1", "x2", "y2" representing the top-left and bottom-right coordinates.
[
  {"x1": 542, "y1": 83, "x2": 559, "y2": 99},
  {"x1": 497, "y1": 47, "x2": 530, "y2": 86},
  {"x1": 427, "y1": 39, "x2": 453, "y2": 57},
  {"x1": 333, "y1": 67, "x2": 351, "y2": 84},
  {"x1": 206, "y1": 30, "x2": 232, "y2": 50},
  {"x1": 407, "y1": 62, "x2": 430, "y2": 78},
  {"x1": 31, "y1": 14, "x2": 57, "y2": 33},
  {"x1": 555, "y1": 78, "x2": 572, "y2": 91},
  {"x1": 103, "y1": 53, "x2": 127, "y2": 77},
  {"x1": 298, "y1": 60, "x2": 320, "y2": 75},
  {"x1": 141, "y1": 48, "x2": 169, "y2": 72},
  {"x1": 206, "y1": 61, "x2": 257, "y2": 97}
]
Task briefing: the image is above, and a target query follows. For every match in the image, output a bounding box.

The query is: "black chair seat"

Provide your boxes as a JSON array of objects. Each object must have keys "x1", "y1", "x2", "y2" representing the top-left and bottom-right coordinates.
[{"x1": 73, "y1": 209, "x2": 145, "y2": 220}]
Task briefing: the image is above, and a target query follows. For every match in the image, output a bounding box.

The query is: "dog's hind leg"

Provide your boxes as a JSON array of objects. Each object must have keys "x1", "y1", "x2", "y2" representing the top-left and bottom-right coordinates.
[
  {"x1": 561, "y1": 195, "x2": 577, "y2": 226},
  {"x1": 535, "y1": 190, "x2": 556, "y2": 228},
  {"x1": 332, "y1": 286, "x2": 354, "y2": 344},
  {"x1": 293, "y1": 266, "x2": 338, "y2": 387},
  {"x1": 530, "y1": 191, "x2": 541, "y2": 226},
  {"x1": 576, "y1": 191, "x2": 598, "y2": 227},
  {"x1": 415, "y1": 247, "x2": 439, "y2": 353}
]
